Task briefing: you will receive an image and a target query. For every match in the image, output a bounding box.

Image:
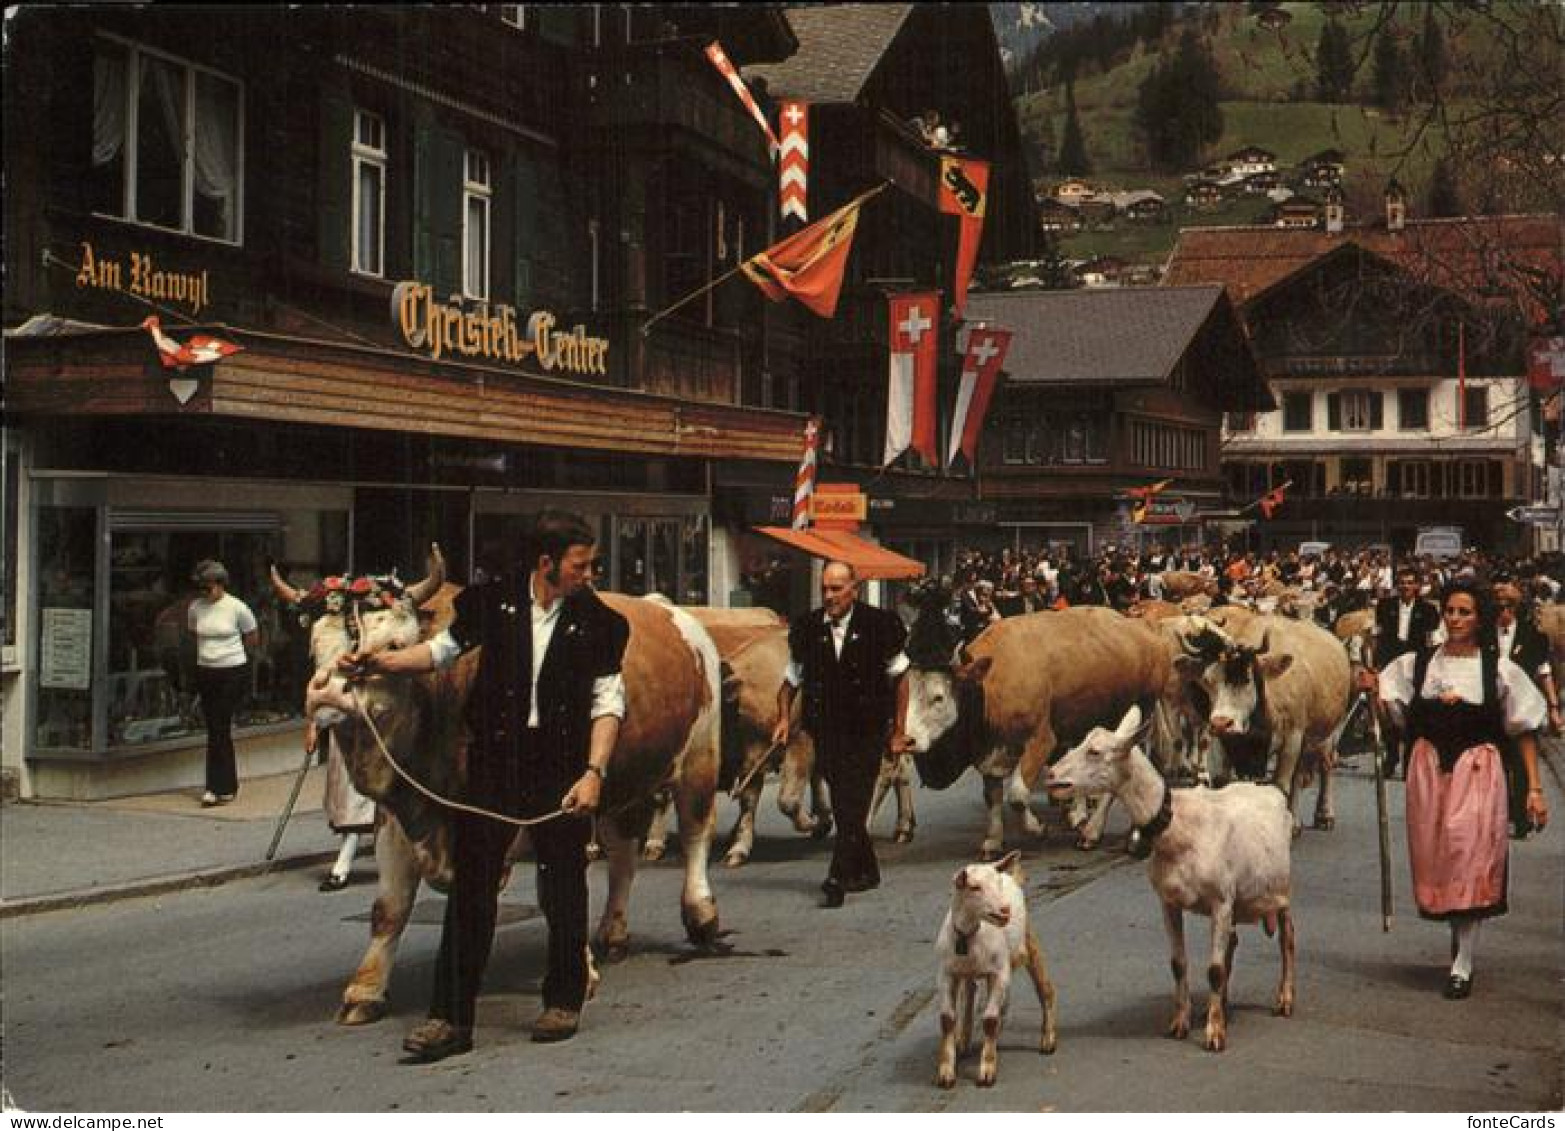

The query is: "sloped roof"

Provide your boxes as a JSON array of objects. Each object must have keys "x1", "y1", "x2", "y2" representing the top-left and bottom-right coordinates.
[
  {"x1": 964, "y1": 286, "x2": 1226, "y2": 384},
  {"x1": 1163, "y1": 214, "x2": 1563, "y2": 317},
  {"x1": 746, "y1": 4, "x2": 913, "y2": 103}
]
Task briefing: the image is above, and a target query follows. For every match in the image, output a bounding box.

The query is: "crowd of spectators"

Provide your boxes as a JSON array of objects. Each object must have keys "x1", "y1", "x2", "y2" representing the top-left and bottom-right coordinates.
[{"x1": 925, "y1": 542, "x2": 1565, "y2": 643}]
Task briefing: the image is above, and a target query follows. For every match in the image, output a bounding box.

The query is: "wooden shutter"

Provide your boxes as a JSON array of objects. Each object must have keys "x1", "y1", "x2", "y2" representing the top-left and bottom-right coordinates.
[
  {"x1": 1369, "y1": 391, "x2": 1384, "y2": 429},
  {"x1": 318, "y1": 93, "x2": 353, "y2": 271},
  {"x1": 511, "y1": 150, "x2": 538, "y2": 309},
  {"x1": 413, "y1": 112, "x2": 464, "y2": 295},
  {"x1": 1327, "y1": 392, "x2": 1341, "y2": 430}
]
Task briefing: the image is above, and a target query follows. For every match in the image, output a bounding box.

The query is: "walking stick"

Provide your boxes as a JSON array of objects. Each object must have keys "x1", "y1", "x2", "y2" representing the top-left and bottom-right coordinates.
[
  {"x1": 1361, "y1": 689, "x2": 1395, "y2": 932},
  {"x1": 265, "y1": 740, "x2": 317, "y2": 863}
]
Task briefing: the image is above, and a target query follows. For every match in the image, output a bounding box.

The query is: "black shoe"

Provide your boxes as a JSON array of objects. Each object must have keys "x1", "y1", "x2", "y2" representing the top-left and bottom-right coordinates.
[
  {"x1": 1443, "y1": 974, "x2": 1473, "y2": 1000},
  {"x1": 319, "y1": 873, "x2": 349, "y2": 893},
  {"x1": 820, "y1": 879, "x2": 845, "y2": 909},
  {"x1": 402, "y1": 1019, "x2": 473, "y2": 1063}
]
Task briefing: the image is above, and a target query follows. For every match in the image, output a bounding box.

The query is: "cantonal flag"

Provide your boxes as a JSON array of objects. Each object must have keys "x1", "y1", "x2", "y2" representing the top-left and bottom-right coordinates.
[
  {"x1": 141, "y1": 315, "x2": 243, "y2": 370},
  {"x1": 938, "y1": 156, "x2": 989, "y2": 319},
  {"x1": 739, "y1": 189, "x2": 873, "y2": 318}
]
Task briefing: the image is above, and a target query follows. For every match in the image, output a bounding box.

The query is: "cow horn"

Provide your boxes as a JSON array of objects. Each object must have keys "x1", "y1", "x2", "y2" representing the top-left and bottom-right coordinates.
[
  {"x1": 405, "y1": 543, "x2": 447, "y2": 606},
  {"x1": 269, "y1": 562, "x2": 303, "y2": 605},
  {"x1": 1256, "y1": 630, "x2": 1271, "y2": 656}
]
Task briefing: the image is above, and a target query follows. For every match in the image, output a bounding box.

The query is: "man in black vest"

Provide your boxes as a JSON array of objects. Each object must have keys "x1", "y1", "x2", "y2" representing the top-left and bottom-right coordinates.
[
  {"x1": 1372, "y1": 565, "x2": 1442, "y2": 776},
  {"x1": 344, "y1": 510, "x2": 628, "y2": 1060},
  {"x1": 1495, "y1": 579, "x2": 1561, "y2": 834},
  {"x1": 773, "y1": 561, "x2": 910, "y2": 908}
]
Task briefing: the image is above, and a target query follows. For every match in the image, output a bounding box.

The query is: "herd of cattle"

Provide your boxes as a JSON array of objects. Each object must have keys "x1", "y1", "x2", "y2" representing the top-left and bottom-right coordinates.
[{"x1": 281, "y1": 551, "x2": 1563, "y2": 1078}]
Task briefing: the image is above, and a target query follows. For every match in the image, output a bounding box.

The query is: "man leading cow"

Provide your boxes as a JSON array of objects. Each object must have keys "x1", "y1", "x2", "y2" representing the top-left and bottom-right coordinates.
[{"x1": 340, "y1": 510, "x2": 628, "y2": 1060}]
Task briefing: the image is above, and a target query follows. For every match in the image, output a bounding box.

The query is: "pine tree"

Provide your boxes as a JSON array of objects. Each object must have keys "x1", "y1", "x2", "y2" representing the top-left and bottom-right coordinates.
[
  {"x1": 1315, "y1": 19, "x2": 1355, "y2": 102},
  {"x1": 1414, "y1": 6, "x2": 1447, "y2": 100},
  {"x1": 1427, "y1": 156, "x2": 1463, "y2": 217},
  {"x1": 1038, "y1": 232, "x2": 1077, "y2": 291},
  {"x1": 1057, "y1": 80, "x2": 1091, "y2": 176},
  {"x1": 1135, "y1": 30, "x2": 1224, "y2": 171},
  {"x1": 1372, "y1": 31, "x2": 1408, "y2": 113}
]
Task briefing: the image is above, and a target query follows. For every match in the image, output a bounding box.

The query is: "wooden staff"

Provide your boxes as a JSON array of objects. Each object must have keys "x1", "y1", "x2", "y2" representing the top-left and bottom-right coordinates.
[
  {"x1": 1360, "y1": 689, "x2": 1395, "y2": 931},
  {"x1": 266, "y1": 740, "x2": 317, "y2": 863}
]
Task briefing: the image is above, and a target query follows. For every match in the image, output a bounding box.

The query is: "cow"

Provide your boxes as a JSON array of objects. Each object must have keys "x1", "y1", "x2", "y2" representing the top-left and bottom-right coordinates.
[
  {"x1": 1158, "y1": 571, "x2": 1218, "y2": 601},
  {"x1": 1173, "y1": 614, "x2": 1352, "y2": 831},
  {"x1": 902, "y1": 607, "x2": 1176, "y2": 859},
  {"x1": 296, "y1": 555, "x2": 724, "y2": 1026},
  {"x1": 1046, "y1": 705, "x2": 1296, "y2": 1052}
]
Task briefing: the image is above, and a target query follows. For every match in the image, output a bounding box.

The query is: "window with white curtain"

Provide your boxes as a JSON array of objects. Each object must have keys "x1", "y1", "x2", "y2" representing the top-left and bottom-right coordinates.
[
  {"x1": 463, "y1": 149, "x2": 492, "y2": 300},
  {"x1": 351, "y1": 110, "x2": 386, "y2": 277},
  {"x1": 90, "y1": 37, "x2": 242, "y2": 243}
]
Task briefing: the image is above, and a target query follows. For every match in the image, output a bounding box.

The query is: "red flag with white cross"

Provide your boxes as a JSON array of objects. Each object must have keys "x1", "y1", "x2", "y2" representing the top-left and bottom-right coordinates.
[
  {"x1": 884, "y1": 293, "x2": 939, "y2": 466},
  {"x1": 947, "y1": 326, "x2": 1011, "y2": 469}
]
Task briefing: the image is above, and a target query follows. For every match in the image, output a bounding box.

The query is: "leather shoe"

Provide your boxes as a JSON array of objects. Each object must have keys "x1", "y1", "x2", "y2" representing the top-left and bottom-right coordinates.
[
  {"x1": 318, "y1": 873, "x2": 349, "y2": 893},
  {"x1": 820, "y1": 879, "x2": 845, "y2": 908},
  {"x1": 531, "y1": 1007, "x2": 580, "y2": 1043},
  {"x1": 402, "y1": 1018, "x2": 473, "y2": 1062},
  {"x1": 1443, "y1": 974, "x2": 1473, "y2": 1000}
]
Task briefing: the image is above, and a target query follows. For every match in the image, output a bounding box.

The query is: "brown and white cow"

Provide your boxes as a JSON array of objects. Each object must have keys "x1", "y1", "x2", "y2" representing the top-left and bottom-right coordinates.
[
  {"x1": 902, "y1": 607, "x2": 1177, "y2": 858},
  {"x1": 298, "y1": 562, "x2": 724, "y2": 1026},
  {"x1": 1173, "y1": 614, "x2": 1352, "y2": 831}
]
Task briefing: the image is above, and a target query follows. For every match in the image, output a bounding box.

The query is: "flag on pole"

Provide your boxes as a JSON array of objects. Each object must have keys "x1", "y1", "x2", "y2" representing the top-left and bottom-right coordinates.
[
  {"x1": 792, "y1": 416, "x2": 821, "y2": 531},
  {"x1": 739, "y1": 191, "x2": 868, "y2": 318},
  {"x1": 141, "y1": 316, "x2": 243, "y2": 370},
  {"x1": 947, "y1": 326, "x2": 1011, "y2": 469},
  {"x1": 1126, "y1": 478, "x2": 1174, "y2": 524},
  {"x1": 1457, "y1": 321, "x2": 1467, "y2": 429},
  {"x1": 1258, "y1": 480, "x2": 1291, "y2": 519},
  {"x1": 937, "y1": 156, "x2": 989, "y2": 319},
  {"x1": 704, "y1": 42, "x2": 780, "y2": 156},
  {"x1": 1529, "y1": 336, "x2": 1565, "y2": 393},
  {"x1": 779, "y1": 101, "x2": 809, "y2": 223},
  {"x1": 883, "y1": 293, "x2": 940, "y2": 466}
]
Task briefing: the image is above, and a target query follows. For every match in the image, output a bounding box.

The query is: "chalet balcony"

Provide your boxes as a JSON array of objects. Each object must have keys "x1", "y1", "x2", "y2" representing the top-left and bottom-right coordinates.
[
  {"x1": 1267, "y1": 352, "x2": 1444, "y2": 379},
  {"x1": 592, "y1": 47, "x2": 771, "y2": 185}
]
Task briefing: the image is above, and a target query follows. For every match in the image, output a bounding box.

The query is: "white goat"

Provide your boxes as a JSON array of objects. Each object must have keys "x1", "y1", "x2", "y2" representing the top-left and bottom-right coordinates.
[
  {"x1": 934, "y1": 852, "x2": 1058, "y2": 1088},
  {"x1": 1044, "y1": 706, "x2": 1295, "y2": 1052}
]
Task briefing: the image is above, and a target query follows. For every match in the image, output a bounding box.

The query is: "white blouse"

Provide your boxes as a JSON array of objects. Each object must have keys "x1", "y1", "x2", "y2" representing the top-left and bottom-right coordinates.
[{"x1": 1377, "y1": 648, "x2": 1546, "y2": 737}]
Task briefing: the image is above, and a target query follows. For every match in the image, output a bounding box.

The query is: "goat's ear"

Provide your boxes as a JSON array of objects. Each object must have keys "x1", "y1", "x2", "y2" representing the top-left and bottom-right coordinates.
[
  {"x1": 1114, "y1": 704, "x2": 1143, "y2": 741},
  {"x1": 994, "y1": 850, "x2": 1021, "y2": 875},
  {"x1": 1258, "y1": 653, "x2": 1294, "y2": 680}
]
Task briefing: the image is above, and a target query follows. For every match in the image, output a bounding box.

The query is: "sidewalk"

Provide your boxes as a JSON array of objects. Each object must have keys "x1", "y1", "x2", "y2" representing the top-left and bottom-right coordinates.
[{"x1": 0, "y1": 764, "x2": 352, "y2": 916}]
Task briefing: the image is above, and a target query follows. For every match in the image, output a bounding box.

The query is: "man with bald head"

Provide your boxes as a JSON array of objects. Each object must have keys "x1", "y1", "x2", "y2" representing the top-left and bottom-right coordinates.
[{"x1": 774, "y1": 561, "x2": 911, "y2": 907}]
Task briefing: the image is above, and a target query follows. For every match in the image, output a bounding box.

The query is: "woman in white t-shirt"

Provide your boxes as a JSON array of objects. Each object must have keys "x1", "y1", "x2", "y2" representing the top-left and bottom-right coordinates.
[{"x1": 187, "y1": 560, "x2": 259, "y2": 807}]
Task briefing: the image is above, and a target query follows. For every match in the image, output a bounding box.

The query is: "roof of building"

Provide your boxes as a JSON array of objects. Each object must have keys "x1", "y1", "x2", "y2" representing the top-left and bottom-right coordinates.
[
  {"x1": 746, "y1": 4, "x2": 914, "y2": 103},
  {"x1": 964, "y1": 285, "x2": 1226, "y2": 384},
  {"x1": 1163, "y1": 214, "x2": 1563, "y2": 315}
]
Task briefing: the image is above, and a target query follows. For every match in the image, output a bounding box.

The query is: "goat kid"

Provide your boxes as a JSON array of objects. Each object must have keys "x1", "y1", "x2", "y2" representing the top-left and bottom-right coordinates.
[
  {"x1": 934, "y1": 852, "x2": 1058, "y2": 1088},
  {"x1": 1045, "y1": 706, "x2": 1296, "y2": 1053}
]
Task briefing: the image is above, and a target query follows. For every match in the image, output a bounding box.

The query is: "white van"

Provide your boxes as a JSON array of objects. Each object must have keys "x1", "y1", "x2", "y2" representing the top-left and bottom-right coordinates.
[{"x1": 1413, "y1": 527, "x2": 1464, "y2": 562}]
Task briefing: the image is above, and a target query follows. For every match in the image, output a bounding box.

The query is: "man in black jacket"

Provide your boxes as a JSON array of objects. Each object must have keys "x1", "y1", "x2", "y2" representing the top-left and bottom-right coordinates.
[
  {"x1": 1495, "y1": 579, "x2": 1561, "y2": 834},
  {"x1": 344, "y1": 510, "x2": 628, "y2": 1059},
  {"x1": 1373, "y1": 565, "x2": 1442, "y2": 777},
  {"x1": 773, "y1": 561, "x2": 910, "y2": 908}
]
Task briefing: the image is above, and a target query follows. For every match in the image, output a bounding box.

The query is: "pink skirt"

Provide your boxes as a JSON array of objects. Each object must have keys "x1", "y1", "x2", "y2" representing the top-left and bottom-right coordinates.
[{"x1": 1405, "y1": 740, "x2": 1509, "y2": 920}]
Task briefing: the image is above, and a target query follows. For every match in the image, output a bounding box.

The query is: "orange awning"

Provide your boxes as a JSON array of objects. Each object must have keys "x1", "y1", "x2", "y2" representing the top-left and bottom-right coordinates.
[{"x1": 754, "y1": 526, "x2": 926, "y2": 581}]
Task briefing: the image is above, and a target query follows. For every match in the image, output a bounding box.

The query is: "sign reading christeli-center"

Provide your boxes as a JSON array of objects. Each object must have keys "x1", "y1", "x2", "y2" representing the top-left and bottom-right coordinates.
[{"x1": 392, "y1": 281, "x2": 609, "y2": 376}]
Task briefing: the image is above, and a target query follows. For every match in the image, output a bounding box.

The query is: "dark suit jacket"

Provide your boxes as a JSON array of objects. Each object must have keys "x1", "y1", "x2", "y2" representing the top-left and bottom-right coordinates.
[
  {"x1": 448, "y1": 579, "x2": 629, "y2": 815},
  {"x1": 1373, "y1": 596, "x2": 1441, "y2": 670},
  {"x1": 787, "y1": 601, "x2": 907, "y2": 744}
]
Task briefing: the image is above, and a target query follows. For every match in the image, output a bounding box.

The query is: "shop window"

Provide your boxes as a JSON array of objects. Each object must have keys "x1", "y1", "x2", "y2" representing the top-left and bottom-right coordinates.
[
  {"x1": 613, "y1": 516, "x2": 702, "y2": 602},
  {"x1": 352, "y1": 109, "x2": 387, "y2": 277},
  {"x1": 462, "y1": 148, "x2": 491, "y2": 300},
  {"x1": 90, "y1": 37, "x2": 243, "y2": 243},
  {"x1": 34, "y1": 507, "x2": 98, "y2": 752},
  {"x1": 2, "y1": 436, "x2": 18, "y2": 651}
]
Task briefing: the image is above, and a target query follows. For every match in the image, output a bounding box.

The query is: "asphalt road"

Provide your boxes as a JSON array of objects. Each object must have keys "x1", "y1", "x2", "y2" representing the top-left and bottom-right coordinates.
[{"x1": 3, "y1": 752, "x2": 1561, "y2": 1113}]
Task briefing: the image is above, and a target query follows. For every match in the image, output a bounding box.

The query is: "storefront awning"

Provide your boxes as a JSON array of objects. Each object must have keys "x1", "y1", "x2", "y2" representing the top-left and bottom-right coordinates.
[{"x1": 754, "y1": 526, "x2": 926, "y2": 581}]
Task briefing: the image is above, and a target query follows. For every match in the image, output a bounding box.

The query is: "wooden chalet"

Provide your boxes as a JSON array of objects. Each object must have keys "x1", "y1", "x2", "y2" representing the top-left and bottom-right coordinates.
[{"x1": 961, "y1": 287, "x2": 1272, "y2": 553}]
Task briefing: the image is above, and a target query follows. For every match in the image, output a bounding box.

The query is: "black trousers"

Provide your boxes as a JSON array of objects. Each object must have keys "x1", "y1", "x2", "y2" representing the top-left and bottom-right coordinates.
[
  {"x1": 429, "y1": 806, "x2": 592, "y2": 1028},
  {"x1": 817, "y1": 727, "x2": 885, "y2": 892},
  {"x1": 194, "y1": 663, "x2": 248, "y2": 796}
]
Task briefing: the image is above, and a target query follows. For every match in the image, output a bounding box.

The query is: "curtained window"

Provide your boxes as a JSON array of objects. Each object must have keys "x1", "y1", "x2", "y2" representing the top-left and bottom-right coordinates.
[{"x1": 90, "y1": 37, "x2": 242, "y2": 243}]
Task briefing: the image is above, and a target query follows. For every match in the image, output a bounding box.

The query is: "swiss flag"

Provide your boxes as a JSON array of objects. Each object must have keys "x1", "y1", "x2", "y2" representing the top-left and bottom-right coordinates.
[
  {"x1": 1528, "y1": 336, "x2": 1565, "y2": 393},
  {"x1": 883, "y1": 293, "x2": 939, "y2": 466},
  {"x1": 947, "y1": 326, "x2": 1011, "y2": 469},
  {"x1": 141, "y1": 316, "x2": 243, "y2": 370}
]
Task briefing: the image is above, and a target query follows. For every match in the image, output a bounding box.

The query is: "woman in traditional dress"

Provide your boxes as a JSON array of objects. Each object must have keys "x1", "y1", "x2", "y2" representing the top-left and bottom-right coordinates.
[{"x1": 1361, "y1": 579, "x2": 1551, "y2": 998}]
